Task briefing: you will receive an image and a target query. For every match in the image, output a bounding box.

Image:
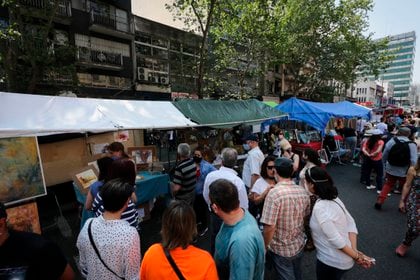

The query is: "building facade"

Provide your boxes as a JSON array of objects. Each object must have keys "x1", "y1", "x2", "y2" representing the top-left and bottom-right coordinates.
[{"x1": 366, "y1": 31, "x2": 416, "y2": 106}]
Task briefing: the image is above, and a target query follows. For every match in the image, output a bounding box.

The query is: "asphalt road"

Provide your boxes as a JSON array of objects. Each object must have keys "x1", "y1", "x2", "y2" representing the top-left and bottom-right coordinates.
[{"x1": 41, "y1": 162, "x2": 419, "y2": 280}]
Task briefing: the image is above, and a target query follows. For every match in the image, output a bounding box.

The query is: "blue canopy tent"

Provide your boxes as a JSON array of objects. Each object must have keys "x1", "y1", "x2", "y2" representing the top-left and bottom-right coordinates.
[{"x1": 275, "y1": 97, "x2": 371, "y2": 134}]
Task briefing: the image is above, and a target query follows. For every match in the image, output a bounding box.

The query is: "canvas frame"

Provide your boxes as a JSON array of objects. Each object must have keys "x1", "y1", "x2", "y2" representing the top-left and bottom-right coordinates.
[{"x1": 72, "y1": 166, "x2": 99, "y2": 195}]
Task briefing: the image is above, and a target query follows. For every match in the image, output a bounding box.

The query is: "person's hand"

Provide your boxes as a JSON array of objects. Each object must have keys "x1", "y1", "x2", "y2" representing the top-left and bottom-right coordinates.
[
  {"x1": 398, "y1": 200, "x2": 406, "y2": 213},
  {"x1": 356, "y1": 251, "x2": 375, "y2": 268}
]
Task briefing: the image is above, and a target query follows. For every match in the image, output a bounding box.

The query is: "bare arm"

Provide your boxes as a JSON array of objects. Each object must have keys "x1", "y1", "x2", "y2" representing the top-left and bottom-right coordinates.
[
  {"x1": 84, "y1": 191, "x2": 93, "y2": 210},
  {"x1": 399, "y1": 167, "x2": 415, "y2": 212},
  {"x1": 263, "y1": 224, "x2": 276, "y2": 249},
  {"x1": 249, "y1": 185, "x2": 273, "y2": 205}
]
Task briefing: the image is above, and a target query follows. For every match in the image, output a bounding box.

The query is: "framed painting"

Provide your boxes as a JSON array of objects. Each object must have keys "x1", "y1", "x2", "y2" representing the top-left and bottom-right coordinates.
[
  {"x1": 128, "y1": 146, "x2": 156, "y2": 165},
  {"x1": 6, "y1": 201, "x2": 41, "y2": 234},
  {"x1": 0, "y1": 137, "x2": 47, "y2": 206},
  {"x1": 72, "y1": 166, "x2": 99, "y2": 195}
]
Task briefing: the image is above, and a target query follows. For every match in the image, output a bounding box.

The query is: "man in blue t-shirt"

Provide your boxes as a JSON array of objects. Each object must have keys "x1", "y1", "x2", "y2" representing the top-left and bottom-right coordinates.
[{"x1": 209, "y1": 179, "x2": 265, "y2": 280}]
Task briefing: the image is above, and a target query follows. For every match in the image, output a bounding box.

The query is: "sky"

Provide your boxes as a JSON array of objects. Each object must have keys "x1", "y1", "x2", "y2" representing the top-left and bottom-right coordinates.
[
  {"x1": 132, "y1": 0, "x2": 419, "y2": 83},
  {"x1": 367, "y1": 0, "x2": 420, "y2": 84}
]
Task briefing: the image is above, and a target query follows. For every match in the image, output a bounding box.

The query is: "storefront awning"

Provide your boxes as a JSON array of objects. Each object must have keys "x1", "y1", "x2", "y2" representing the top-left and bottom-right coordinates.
[
  {"x1": 0, "y1": 92, "x2": 197, "y2": 138},
  {"x1": 172, "y1": 99, "x2": 287, "y2": 128}
]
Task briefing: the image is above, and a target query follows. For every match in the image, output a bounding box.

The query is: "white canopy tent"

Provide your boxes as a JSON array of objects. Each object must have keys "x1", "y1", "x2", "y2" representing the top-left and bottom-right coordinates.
[{"x1": 0, "y1": 92, "x2": 197, "y2": 138}]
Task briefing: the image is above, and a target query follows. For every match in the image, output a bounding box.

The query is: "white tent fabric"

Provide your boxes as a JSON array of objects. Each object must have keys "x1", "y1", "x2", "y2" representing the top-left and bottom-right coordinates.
[{"x1": 0, "y1": 92, "x2": 197, "y2": 138}]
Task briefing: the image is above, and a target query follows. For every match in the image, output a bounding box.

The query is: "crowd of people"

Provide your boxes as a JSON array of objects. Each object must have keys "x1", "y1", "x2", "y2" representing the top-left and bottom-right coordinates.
[{"x1": 1, "y1": 111, "x2": 419, "y2": 279}]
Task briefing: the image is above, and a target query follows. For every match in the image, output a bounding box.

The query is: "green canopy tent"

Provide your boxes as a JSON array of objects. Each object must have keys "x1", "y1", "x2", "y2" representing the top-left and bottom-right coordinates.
[{"x1": 172, "y1": 99, "x2": 287, "y2": 128}]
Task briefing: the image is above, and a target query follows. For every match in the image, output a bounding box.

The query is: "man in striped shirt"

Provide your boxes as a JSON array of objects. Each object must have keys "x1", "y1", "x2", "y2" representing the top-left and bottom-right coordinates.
[
  {"x1": 261, "y1": 157, "x2": 310, "y2": 280},
  {"x1": 172, "y1": 143, "x2": 197, "y2": 206}
]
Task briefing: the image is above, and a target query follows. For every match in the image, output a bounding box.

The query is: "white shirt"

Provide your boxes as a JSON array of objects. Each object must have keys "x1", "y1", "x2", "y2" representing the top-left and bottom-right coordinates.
[
  {"x1": 77, "y1": 216, "x2": 141, "y2": 280},
  {"x1": 310, "y1": 198, "x2": 358, "y2": 270},
  {"x1": 242, "y1": 146, "x2": 265, "y2": 188},
  {"x1": 203, "y1": 166, "x2": 248, "y2": 210},
  {"x1": 376, "y1": 122, "x2": 387, "y2": 134},
  {"x1": 250, "y1": 177, "x2": 271, "y2": 195}
]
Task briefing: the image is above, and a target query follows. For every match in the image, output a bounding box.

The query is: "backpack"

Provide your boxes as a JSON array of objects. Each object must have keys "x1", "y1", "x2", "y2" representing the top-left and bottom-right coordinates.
[{"x1": 387, "y1": 137, "x2": 413, "y2": 167}]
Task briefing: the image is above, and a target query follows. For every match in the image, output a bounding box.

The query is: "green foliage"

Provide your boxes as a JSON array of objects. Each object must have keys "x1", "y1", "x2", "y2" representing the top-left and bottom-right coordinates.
[{"x1": 168, "y1": 0, "x2": 391, "y2": 101}]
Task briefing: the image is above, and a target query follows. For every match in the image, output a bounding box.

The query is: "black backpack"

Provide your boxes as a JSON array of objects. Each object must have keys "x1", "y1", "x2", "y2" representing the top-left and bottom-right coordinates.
[{"x1": 387, "y1": 137, "x2": 413, "y2": 167}]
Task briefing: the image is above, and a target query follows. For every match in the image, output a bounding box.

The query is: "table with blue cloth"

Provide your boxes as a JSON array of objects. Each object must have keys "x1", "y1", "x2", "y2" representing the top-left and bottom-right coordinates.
[{"x1": 74, "y1": 171, "x2": 170, "y2": 230}]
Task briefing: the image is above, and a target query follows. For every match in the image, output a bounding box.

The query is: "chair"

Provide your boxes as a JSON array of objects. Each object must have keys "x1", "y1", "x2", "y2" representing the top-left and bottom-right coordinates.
[
  {"x1": 318, "y1": 148, "x2": 329, "y2": 166},
  {"x1": 326, "y1": 140, "x2": 350, "y2": 164}
]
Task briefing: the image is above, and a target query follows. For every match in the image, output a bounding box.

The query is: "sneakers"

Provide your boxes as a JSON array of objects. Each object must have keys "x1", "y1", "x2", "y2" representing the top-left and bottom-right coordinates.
[
  {"x1": 376, "y1": 190, "x2": 391, "y2": 197},
  {"x1": 374, "y1": 203, "x2": 382, "y2": 210},
  {"x1": 395, "y1": 243, "x2": 409, "y2": 257},
  {"x1": 393, "y1": 190, "x2": 402, "y2": 194},
  {"x1": 366, "y1": 185, "x2": 376, "y2": 190}
]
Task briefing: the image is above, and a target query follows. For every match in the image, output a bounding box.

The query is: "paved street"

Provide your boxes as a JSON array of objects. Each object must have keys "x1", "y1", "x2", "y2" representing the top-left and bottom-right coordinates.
[{"x1": 41, "y1": 163, "x2": 420, "y2": 280}]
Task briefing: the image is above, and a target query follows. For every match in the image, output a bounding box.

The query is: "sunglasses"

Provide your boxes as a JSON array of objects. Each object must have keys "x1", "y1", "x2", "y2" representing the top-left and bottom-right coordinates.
[{"x1": 267, "y1": 166, "x2": 275, "y2": 170}]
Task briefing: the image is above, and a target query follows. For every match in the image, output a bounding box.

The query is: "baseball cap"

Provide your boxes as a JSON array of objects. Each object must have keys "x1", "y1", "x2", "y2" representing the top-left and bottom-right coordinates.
[
  {"x1": 274, "y1": 157, "x2": 293, "y2": 168},
  {"x1": 245, "y1": 134, "x2": 259, "y2": 142}
]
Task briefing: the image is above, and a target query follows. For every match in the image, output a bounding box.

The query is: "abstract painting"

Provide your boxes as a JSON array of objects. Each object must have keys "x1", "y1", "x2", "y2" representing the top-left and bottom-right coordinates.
[
  {"x1": 0, "y1": 137, "x2": 46, "y2": 206},
  {"x1": 6, "y1": 201, "x2": 41, "y2": 234}
]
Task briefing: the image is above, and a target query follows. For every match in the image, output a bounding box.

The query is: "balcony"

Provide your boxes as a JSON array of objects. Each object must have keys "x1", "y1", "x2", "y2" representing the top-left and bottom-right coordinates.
[
  {"x1": 77, "y1": 47, "x2": 123, "y2": 71},
  {"x1": 20, "y1": 0, "x2": 72, "y2": 18},
  {"x1": 89, "y1": 10, "x2": 133, "y2": 40}
]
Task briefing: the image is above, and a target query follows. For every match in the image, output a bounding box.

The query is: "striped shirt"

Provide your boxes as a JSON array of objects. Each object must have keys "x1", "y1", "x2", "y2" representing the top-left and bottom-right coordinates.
[
  {"x1": 173, "y1": 158, "x2": 197, "y2": 199},
  {"x1": 261, "y1": 181, "x2": 310, "y2": 257},
  {"x1": 92, "y1": 193, "x2": 138, "y2": 228}
]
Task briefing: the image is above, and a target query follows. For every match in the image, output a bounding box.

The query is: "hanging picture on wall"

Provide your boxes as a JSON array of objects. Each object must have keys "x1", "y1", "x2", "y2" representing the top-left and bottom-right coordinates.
[
  {"x1": 6, "y1": 201, "x2": 41, "y2": 234},
  {"x1": 128, "y1": 146, "x2": 155, "y2": 165},
  {"x1": 0, "y1": 137, "x2": 47, "y2": 206}
]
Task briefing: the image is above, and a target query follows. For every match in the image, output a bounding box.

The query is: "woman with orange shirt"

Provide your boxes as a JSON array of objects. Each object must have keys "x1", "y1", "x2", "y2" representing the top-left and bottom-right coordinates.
[
  {"x1": 140, "y1": 201, "x2": 218, "y2": 280},
  {"x1": 361, "y1": 129, "x2": 384, "y2": 192}
]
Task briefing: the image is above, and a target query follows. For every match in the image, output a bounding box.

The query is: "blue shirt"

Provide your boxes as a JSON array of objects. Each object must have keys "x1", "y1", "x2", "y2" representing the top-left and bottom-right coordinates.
[
  {"x1": 88, "y1": 180, "x2": 104, "y2": 199},
  {"x1": 196, "y1": 160, "x2": 216, "y2": 194},
  {"x1": 214, "y1": 210, "x2": 265, "y2": 280}
]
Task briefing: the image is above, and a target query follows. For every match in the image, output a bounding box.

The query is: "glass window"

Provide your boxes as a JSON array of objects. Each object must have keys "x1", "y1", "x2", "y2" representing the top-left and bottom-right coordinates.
[{"x1": 152, "y1": 38, "x2": 168, "y2": 48}]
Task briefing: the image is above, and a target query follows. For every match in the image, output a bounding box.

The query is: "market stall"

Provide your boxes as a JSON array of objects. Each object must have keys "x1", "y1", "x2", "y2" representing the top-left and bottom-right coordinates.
[{"x1": 273, "y1": 97, "x2": 371, "y2": 155}]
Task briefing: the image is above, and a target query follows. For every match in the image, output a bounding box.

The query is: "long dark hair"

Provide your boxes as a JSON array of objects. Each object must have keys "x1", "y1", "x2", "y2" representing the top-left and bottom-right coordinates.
[
  {"x1": 367, "y1": 135, "x2": 381, "y2": 150},
  {"x1": 304, "y1": 148, "x2": 321, "y2": 166},
  {"x1": 260, "y1": 156, "x2": 276, "y2": 179},
  {"x1": 305, "y1": 167, "x2": 337, "y2": 200}
]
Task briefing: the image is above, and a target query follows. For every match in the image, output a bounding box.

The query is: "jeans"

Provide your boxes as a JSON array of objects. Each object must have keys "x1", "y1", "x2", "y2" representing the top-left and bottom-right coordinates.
[
  {"x1": 316, "y1": 259, "x2": 349, "y2": 280},
  {"x1": 377, "y1": 173, "x2": 406, "y2": 204},
  {"x1": 345, "y1": 136, "x2": 357, "y2": 159},
  {"x1": 363, "y1": 158, "x2": 384, "y2": 190},
  {"x1": 266, "y1": 249, "x2": 303, "y2": 280}
]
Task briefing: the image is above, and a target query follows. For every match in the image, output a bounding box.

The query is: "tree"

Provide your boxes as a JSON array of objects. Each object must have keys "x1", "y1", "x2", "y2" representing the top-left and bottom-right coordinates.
[
  {"x1": 268, "y1": 0, "x2": 391, "y2": 100},
  {"x1": 166, "y1": 0, "x2": 218, "y2": 99},
  {"x1": 0, "y1": 0, "x2": 77, "y2": 93},
  {"x1": 168, "y1": 0, "x2": 391, "y2": 101}
]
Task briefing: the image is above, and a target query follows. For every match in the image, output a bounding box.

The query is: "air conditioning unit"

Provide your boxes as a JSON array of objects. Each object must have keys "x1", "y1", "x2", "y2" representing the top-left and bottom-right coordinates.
[
  {"x1": 159, "y1": 75, "x2": 169, "y2": 85},
  {"x1": 137, "y1": 67, "x2": 149, "y2": 81},
  {"x1": 148, "y1": 72, "x2": 159, "y2": 83}
]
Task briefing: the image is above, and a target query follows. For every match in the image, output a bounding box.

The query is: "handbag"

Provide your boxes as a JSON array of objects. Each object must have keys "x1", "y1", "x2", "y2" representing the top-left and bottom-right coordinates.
[
  {"x1": 88, "y1": 220, "x2": 125, "y2": 280},
  {"x1": 162, "y1": 245, "x2": 186, "y2": 280}
]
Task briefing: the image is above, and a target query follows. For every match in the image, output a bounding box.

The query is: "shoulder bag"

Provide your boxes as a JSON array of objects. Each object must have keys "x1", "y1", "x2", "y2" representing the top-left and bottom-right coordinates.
[
  {"x1": 162, "y1": 245, "x2": 186, "y2": 280},
  {"x1": 88, "y1": 220, "x2": 125, "y2": 280}
]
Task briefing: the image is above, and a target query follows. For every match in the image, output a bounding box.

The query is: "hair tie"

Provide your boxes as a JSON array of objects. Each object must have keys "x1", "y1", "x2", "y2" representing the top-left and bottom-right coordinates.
[{"x1": 308, "y1": 168, "x2": 328, "y2": 183}]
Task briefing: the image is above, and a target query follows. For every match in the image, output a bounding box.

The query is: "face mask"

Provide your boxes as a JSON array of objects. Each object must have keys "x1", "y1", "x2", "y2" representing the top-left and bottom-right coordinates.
[
  {"x1": 243, "y1": 143, "x2": 250, "y2": 151},
  {"x1": 193, "y1": 156, "x2": 202, "y2": 163}
]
